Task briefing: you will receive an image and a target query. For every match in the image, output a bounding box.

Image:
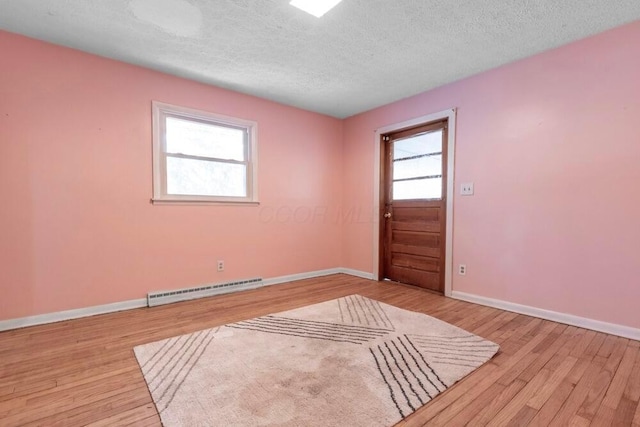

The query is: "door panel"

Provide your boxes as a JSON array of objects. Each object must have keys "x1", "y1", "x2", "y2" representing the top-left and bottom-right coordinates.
[
  {"x1": 392, "y1": 229, "x2": 440, "y2": 247},
  {"x1": 390, "y1": 244, "x2": 441, "y2": 258},
  {"x1": 381, "y1": 121, "x2": 447, "y2": 293},
  {"x1": 391, "y1": 253, "x2": 440, "y2": 272},
  {"x1": 390, "y1": 221, "x2": 439, "y2": 233},
  {"x1": 389, "y1": 267, "x2": 441, "y2": 290},
  {"x1": 392, "y1": 206, "x2": 440, "y2": 222}
]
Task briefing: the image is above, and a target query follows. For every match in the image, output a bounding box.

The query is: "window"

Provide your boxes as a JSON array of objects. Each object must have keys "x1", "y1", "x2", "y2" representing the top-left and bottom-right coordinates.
[
  {"x1": 389, "y1": 125, "x2": 445, "y2": 200},
  {"x1": 152, "y1": 101, "x2": 258, "y2": 204}
]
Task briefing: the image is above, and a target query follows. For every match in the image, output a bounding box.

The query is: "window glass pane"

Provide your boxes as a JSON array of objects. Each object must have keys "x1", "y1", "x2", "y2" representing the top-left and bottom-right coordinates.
[
  {"x1": 166, "y1": 157, "x2": 247, "y2": 197},
  {"x1": 393, "y1": 178, "x2": 442, "y2": 200},
  {"x1": 393, "y1": 155, "x2": 442, "y2": 180},
  {"x1": 166, "y1": 116, "x2": 245, "y2": 161},
  {"x1": 393, "y1": 130, "x2": 442, "y2": 160}
]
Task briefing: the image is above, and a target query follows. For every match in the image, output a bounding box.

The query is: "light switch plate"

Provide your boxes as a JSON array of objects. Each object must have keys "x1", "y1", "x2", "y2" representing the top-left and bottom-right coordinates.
[{"x1": 461, "y1": 182, "x2": 474, "y2": 196}]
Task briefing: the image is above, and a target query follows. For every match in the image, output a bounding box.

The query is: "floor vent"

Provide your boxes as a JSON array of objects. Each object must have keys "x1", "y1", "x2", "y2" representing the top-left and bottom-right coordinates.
[{"x1": 147, "y1": 278, "x2": 263, "y2": 307}]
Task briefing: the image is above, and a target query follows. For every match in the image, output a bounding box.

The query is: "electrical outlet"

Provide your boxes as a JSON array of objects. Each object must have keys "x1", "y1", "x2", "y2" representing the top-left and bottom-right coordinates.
[
  {"x1": 461, "y1": 182, "x2": 474, "y2": 196},
  {"x1": 458, "y1": 264, "x2": 467, "y2": 275},
  {"x1": 217, "y1": 260, "x2": 224, "y2": 272}
]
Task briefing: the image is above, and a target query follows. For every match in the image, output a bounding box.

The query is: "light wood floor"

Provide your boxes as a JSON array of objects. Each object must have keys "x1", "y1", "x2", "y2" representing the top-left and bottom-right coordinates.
[{"x1": 0, "y1": 274, "x2": 638, "y2": 426}]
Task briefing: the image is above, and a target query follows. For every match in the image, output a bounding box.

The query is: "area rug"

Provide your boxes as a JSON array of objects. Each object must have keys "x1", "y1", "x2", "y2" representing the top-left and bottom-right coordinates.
[{"x1": 134, "y1": 295, "x2": 499, "y2": 426}]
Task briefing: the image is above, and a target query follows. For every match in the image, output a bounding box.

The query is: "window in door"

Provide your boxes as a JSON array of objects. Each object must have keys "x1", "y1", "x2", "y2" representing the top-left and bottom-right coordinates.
[{"x1": 391, "y1": 130, "x2": 443, "y2": 200}]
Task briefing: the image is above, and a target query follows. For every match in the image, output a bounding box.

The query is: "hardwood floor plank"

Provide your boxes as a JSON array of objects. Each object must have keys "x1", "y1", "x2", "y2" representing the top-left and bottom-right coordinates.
[
  {"x1": 505, "y1": 405, "x2": 537, "y2": 426},
  {"x1": 486, "y1": 368, "x2": 552, "y2": 426},
  {"x1": 84, "y1": 404, "x2": 159, "y2": 427},
  {"x1": 527, "y1": 355, "x2": 578, "y2": 410},
  {"x1": 528, "y1": 380, "x2": 575, "y2": 427},
  {"x1": 608, "y1": 397, "x2": 638, "y2": 427},
  {"x1": 23, "y1": 388, "x2": 152, "y2": 427},
  {"x1": 590, "y1": 404, "x2": 618, "y2": 427},
  {"x1": 633, "y1": 398, "x2": 640, "y2": 427},
  {"x1": 442, "y1": 382, "x2": 506, "y2": 425},
  {"x1": 498, "y1": 323, "x2": 567, "y2": 385},
  {"x1": 623, "y1": 345, "x2": 640, "y2": 402},
  {"x1": 529, "y1": 331, "x2": 607, "y2": 426},
  {"x1": 599, "y1": 344, "x2": 638, "y2": 410},
  {"x1": 549, "y1": 362, "x2": 603, "y2": 426},
  {"x1": 576, "y1": 337, "x2": 628, "y2": 421},
  {"x1": 0, "y1": 274, "x2": 636, "y2": 426},
  {"x1": 583, "y1": 333, "x2": 608, "y2": 359},
  {"x1": 568, "y1": 414, "x2": 591, "y2": 427},
  {"x1": 465, "y1": 379, "x2": 527, "y2": 426}
]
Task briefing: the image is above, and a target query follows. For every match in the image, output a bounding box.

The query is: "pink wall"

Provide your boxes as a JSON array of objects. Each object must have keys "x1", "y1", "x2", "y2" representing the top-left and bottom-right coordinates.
[
  {"x1": 342, "y1": 21, "x2": 640, "y2": 329},
  {"x1": 2, "y1": 22, "x2": 639, "y2": 330},
  {"x1": 0, "y1": 31, "x2": 344, "y2": 320}
]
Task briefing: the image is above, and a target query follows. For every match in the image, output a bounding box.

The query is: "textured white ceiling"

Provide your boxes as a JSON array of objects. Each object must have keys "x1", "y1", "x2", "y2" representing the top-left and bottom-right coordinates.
[{"x1": 1, "y1": 1, "x2": 639, "y2": 118}]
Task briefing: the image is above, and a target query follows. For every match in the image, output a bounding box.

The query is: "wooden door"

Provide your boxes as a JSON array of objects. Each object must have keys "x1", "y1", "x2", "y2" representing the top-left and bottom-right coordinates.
[{"x1": 381, "y1": 121, "x2": 447, "y2": 292}]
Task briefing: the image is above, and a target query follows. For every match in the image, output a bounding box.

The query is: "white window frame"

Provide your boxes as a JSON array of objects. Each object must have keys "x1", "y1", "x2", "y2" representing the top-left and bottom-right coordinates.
[{"x1": 151, "y1": 101, "x2": 258, "y2": 204}]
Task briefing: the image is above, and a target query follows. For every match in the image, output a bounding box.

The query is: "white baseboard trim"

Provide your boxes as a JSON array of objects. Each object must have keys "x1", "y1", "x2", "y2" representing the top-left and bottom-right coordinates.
[
  {"x1": 0, "y1": 268, "x2": 376, "y2": 332},
  {"x1": 451, "y1": 291, "x2": 640, "y2": 341},
  {"x1": 262, "y1": 268, "x2": 342, "y2": 287},
  {"x1": 0, "y1": 298, "x2": 147, "y2": 333},
  {"x1": 261, "y1": 268, "x2": 374, "y2": 287},
  {"x1": 338, "y1": 268, "x2": 376, "y2": 280}
]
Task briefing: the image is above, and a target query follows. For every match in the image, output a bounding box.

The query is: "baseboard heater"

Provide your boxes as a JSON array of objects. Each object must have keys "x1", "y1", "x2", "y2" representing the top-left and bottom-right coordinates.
[{"x1": 147, "y1": 277, "x2": 263, "y2": 307}]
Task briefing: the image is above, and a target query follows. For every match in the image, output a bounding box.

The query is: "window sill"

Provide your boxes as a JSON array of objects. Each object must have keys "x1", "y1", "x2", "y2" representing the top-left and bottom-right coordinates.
[{"x1": 150, "y1": 198, "x2": 260, "y2": 206}]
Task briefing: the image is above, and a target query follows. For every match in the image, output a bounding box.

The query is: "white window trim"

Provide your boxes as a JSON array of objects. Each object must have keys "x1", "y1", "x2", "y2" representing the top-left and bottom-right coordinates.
[{"x1": 151, "y1": 101, "x2": 258, "y2": 205}]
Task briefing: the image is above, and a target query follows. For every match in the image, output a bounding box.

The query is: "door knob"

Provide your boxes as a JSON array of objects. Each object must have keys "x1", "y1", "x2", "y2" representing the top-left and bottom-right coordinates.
[{"x1": 384, "y1": 212, "x2": 392, "y2": 219}]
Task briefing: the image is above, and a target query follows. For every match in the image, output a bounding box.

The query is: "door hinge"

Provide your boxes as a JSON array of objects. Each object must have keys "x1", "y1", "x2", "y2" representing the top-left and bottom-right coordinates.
[{"x1": 382, "y1": 135, "x2": 390, "y2": 142}]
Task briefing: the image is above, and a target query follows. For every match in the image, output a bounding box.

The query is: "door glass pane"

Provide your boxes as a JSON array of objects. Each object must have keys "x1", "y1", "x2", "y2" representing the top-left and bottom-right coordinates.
[
  {"x1": 166, "y1": 157, "x2": 247, "y2": 197},
  {"x1": 393, "y1": 155, "x2": 442, "y2": 180},
  {"x1": 393, "y1": 178, "x2": 442, "y2": 200},
  {"x1": 393, "y1": 130, "x2": 442, "y2": 160},
  {"x1": 166, "y1": 116, "x2": 246, "y2": 161}
]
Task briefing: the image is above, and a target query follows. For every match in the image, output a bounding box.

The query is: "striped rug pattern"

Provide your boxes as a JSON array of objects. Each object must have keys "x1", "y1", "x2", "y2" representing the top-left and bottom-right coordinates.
[{"x1": 134, "y1": 295, "x2": 499, "y2": 426}]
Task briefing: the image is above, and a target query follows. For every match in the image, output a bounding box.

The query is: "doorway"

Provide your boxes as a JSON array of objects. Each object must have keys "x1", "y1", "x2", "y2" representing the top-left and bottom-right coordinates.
[{"x1": 375, "y1": 109, "x2": 455, "y2": 295}]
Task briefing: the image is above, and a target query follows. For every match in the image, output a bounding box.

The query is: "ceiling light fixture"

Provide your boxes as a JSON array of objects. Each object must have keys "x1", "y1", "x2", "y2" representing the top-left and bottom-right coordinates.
[{"x1": 289, "y1": 0, "x2": 343, "y2": 18}]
